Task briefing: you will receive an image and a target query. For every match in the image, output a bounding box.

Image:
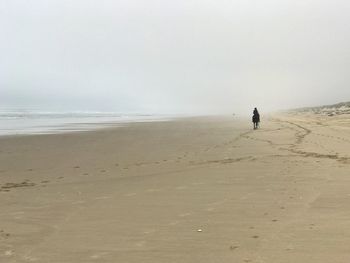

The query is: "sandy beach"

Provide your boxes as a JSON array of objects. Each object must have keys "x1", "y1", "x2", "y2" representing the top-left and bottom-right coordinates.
[{"x1": 1, "y1": 113, "x2": 350, "y2": 263}]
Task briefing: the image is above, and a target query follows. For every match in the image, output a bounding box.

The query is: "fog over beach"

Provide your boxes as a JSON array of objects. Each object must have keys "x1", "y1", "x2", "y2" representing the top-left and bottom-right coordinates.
[
  {"x1": 1, "y1": 1, "x2": 350, "y2": 263},
  {"x1": 1, "y1": 0, "x2": 350, "y2": 114}
]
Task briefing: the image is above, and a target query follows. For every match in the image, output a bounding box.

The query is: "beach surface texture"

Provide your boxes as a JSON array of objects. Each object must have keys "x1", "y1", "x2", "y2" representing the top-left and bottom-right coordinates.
[{"x1": 1, "y1": 113, "x2": 350, "y2": 262}]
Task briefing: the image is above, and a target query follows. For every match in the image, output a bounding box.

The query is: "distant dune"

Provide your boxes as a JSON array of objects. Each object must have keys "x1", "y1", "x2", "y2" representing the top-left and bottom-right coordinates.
[{"x1": 291, "y1": 101, "x2": 350, "y2": 116}]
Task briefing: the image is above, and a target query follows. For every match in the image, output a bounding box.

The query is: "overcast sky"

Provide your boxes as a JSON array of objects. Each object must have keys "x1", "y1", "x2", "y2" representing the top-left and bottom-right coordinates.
[{"x1": 1, "y1": 0, "x2": 350, "y2": 114}]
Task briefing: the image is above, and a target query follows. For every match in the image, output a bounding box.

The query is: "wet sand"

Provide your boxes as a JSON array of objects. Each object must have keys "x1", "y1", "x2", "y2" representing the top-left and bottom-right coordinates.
[{"x1": 1, "y1": 114, "x2": 350, "y2": 262}]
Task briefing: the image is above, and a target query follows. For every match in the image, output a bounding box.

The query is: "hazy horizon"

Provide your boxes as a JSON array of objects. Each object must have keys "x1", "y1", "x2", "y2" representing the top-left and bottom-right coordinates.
[{"x1": 1, "y1": 0, "x2": 350, "y2": 115}]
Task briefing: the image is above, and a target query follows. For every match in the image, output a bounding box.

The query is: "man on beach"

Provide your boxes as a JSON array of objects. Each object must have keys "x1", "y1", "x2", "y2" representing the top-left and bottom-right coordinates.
[{"x1": 252, "y1": 107, "x2": 260, "y2": 129}]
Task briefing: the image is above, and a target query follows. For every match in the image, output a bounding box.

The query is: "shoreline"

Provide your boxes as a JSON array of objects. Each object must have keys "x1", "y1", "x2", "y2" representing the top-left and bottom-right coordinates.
[
  {"x1": 0, "y1": 114, "x2": 241, "y2": 138},
  {"x1": 0, "y1": 114, "x2": 180, "y2": 137}
]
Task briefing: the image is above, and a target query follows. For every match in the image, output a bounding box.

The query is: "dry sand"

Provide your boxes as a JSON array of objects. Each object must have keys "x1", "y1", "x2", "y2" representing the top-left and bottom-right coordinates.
[{"x1": 0, "y1": 114, "x2": 350, "y2": 262}]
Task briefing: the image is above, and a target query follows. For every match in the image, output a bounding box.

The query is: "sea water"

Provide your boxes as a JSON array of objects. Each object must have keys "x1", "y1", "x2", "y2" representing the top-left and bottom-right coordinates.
[{"x1": 0, "y1": 108, "x2": 171, "y2": 136}]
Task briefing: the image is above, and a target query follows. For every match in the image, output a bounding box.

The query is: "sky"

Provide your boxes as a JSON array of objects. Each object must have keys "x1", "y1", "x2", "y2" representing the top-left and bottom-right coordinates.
[{"x1": 1, "y1": 0, "x2": 350, "y2": 115}]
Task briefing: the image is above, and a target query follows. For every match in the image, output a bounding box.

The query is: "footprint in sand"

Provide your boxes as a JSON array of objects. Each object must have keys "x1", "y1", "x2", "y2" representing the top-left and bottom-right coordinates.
[
  {"x1": 0, "y1": 230, "x2": 10, "y2": 239},
  {"x1": 230, "y1": 245, "x2": 239, "y2": 251},
  {"x1": 285, "y1": 246, "x2": 294, "y2": 251},
  {"x1": 4, "y1": 250, "x2": 14, "y2": 257},
  {"x1": 1, "y1": 181, "x2": 36, "y2": 190}
]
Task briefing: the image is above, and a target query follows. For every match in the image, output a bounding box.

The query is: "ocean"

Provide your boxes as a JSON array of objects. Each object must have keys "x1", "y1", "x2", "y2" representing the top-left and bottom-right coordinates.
[{"x1": 0, "y1": 109, "x2": 171, "y2": 136}]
